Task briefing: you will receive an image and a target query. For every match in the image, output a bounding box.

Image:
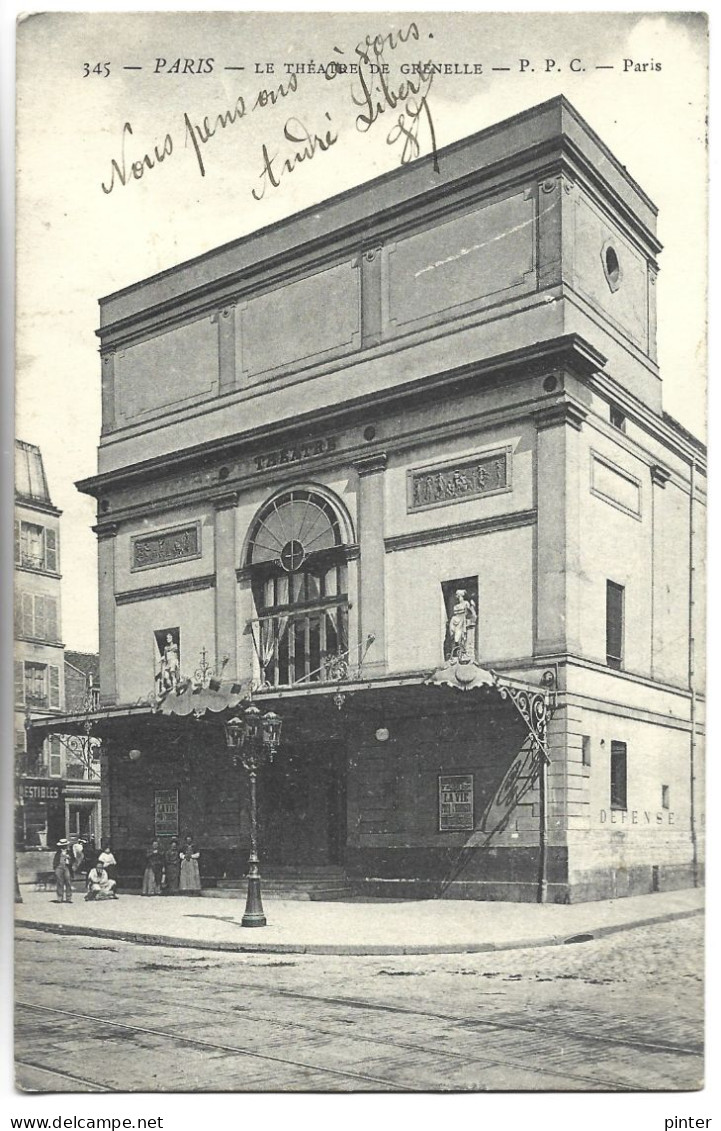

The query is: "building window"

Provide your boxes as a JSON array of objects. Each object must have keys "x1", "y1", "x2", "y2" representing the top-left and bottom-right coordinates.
[
  {"x1": 15, "y1": 661, "x2": 60, "y2": 709},
  {"x1": 662, "y1": 784, "x2": 670, "y2": 810},
  {"x1": 441, "y1": 577, "x2": 479, "y2": 661},
  {"x1": 609, "y1": 405, "x2": 627, "y2": 432},
  {"x1": 246, "y1": 490, "x2": 352, "y2": 687},
  {"x1": 581, "y1": 735, "x2": 591, "y2": 767},
  {"x1": 14, "y1": 592, "x2": 59, "y2": 642},
  {"x1": 15, "y1": 520, "x2": 59, "y2": 572},
  {"x1": 610, "y1": 741, "x2": 627, "y2": 810},
  {"x1": 606, "y1": 580, "x2": 625, "y2": 669}
]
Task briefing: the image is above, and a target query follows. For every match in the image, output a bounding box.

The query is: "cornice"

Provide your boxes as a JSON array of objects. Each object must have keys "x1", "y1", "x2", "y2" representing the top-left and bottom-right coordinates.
[
  {"x1": 354, "y1": 453, "x2": 388, "y2": 477},
  {"x1": 15, "y1": 498, "x2": 63, "y2": 518},
  {"x1": 93, "y1": 522, "x2": 120, "y2": 541},
  {"x1": 115, "y1": 573, "x2": 216, "y2": 605},
  {"x1": 212, "y1": 491, "x2": 240, "y2": 512},
  {"x1": 534, "y1": 400, "x2": 588, "y2": 432},
  {"x1": 650, "y1": 464, "x2": 672, "y2": 488},
  {"x1": 385, "y1": 509, "x2": 537, "y2": 554}
]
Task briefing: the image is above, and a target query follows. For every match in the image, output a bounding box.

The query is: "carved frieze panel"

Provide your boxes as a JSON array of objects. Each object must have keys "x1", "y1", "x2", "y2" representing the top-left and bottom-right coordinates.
[
  {"x1": 131, "y1": 521, "x2": 202, "y2": 572},
  {"x1": 407, "y1": 448, "x2": 511, "y2": 513}
]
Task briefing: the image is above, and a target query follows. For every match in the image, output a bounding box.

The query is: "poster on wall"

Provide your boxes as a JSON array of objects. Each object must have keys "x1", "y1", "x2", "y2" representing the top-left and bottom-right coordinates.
[
  {"x1": 438, "y1": 773, "x2": 475, "y2": 831},
  {"x1": 153, "y1": 788, "x2": 179, "y2": 838},
  {"x1": 9, "y1": 5, "x2": 708, "y2": 1118}
]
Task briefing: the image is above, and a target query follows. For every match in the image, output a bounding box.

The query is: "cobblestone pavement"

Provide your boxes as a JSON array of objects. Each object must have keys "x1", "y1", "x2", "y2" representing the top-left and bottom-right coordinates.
[{"x1": 15, "y1": 917, "x2": 703, "y2": 1093}]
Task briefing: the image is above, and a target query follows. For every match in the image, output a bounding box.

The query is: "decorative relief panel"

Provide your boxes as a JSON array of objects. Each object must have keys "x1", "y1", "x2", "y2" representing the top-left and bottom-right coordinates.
[
  {"x1": 131, "y1": 521, "x2": 202, "y2": 571},
  {"x1": 408, "y1": 448, "x2": 511, "y2": 513}
]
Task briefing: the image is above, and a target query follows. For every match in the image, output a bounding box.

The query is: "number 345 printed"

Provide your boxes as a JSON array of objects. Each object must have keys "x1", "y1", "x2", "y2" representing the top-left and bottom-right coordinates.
[{"x1": 83, "y1": 62, "x2": 111, "y2": 76}]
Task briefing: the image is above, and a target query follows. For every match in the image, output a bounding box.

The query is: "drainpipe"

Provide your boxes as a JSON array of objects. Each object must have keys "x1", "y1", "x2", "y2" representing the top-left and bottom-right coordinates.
[
  {"x1": 688, "y1": 457, "x2": 699, "y2": 887},
  {"x1": 538, "y1": 745, "x2": 548, "y2": 904}
]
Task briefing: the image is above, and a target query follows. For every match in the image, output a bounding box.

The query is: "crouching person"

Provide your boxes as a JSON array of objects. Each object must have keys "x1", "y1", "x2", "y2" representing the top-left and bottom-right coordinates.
[{"x1": 85, "y1": 860, "x2": 118, "y2": 901}]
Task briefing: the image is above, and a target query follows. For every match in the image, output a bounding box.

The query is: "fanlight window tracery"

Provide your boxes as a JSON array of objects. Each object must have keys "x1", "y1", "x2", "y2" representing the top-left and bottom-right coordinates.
[
  {"x1": 247, "y1": 491, "x2": 351, "y2": 687},
  {"x1": 247, "y1": 490, "x2": 343, "y2": 572}
]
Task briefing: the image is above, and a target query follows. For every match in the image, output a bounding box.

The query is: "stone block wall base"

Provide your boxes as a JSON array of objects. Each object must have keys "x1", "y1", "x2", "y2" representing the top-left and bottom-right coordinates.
[
  {"x1": 565, "y1": 862, "x2": 702, "y2": 904},
  {"x1": 345, "y1": 848, "x2": 703, "y2": 904}
]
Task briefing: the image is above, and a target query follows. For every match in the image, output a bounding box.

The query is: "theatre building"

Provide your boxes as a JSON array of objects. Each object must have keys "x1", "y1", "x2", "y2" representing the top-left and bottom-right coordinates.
[{"x1": 29, "y1": 97, "x2": 705, "y2": 902}]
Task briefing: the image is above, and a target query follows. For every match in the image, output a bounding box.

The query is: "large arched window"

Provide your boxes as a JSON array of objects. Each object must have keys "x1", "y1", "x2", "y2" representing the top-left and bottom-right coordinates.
[{"x1": 246, "y1": 489, "x2": 353, "y2": 687}]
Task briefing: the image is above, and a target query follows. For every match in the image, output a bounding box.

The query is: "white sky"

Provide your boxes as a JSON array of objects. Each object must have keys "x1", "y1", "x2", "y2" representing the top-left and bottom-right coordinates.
[{"x1": 14, "y1": 10, "x2": 708, "y2": 653}]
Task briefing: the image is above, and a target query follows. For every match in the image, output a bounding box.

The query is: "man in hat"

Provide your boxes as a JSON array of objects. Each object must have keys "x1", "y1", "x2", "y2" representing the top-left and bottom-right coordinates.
[
  {"x1": 52, "y1": 839, "x2": 73, "y2": 903},
  {"x1": 85, "y1": 859, "x2": 118, "y2": 901}
]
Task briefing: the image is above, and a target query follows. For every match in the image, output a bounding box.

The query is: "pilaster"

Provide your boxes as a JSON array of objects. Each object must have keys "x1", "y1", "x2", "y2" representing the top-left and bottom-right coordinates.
[
  {"x1": 354, "y1": 453, "x2": 387, "y2": 675},
  {"x1": 535, "y1": 401, "x2": 587, "y2": 657},
  {"x1": 212, "y1": 493, "x2": 239, "y2": 680},
  {"x1": 95, "y1": 523, "x2": 118, "y2": 705}
]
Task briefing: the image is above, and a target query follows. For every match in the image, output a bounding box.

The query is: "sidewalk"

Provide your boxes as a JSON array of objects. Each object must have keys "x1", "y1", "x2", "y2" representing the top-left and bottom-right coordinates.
[{"x1": 14, "y1": 885, "x2": 704, "y2": 955}]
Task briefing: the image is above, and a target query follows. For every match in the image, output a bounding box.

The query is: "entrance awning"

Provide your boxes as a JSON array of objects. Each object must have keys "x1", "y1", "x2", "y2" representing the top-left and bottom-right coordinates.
[{"x1": 155, "y1": 679, "x2": 251, "y2": 717}]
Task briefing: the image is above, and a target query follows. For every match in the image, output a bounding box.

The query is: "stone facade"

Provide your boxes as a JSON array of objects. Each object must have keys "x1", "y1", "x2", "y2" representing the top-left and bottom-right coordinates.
[{"x1": 32, "y1": 96, "x2": 704, "y2": 902}]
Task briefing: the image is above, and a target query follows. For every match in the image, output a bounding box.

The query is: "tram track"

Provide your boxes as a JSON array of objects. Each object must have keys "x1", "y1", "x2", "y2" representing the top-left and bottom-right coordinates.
[
  {"x1": 15, "y1": 1001, "x2": 409, "y2": 1092},
  {"x1": 17, "y1": 987, "x2": 696, "y2": 1093}
]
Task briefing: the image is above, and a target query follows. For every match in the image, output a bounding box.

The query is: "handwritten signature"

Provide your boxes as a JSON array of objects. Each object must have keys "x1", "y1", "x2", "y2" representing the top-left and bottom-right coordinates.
[{"x1": 335, "y1": 21, "x2": 440, "y2": 173}]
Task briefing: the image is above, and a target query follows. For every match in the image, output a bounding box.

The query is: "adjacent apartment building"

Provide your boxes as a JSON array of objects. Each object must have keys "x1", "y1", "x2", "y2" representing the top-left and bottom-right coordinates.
[
  {"x1": 15, "y1": 441, "x2": 102, "y2": 849},
  {"x1": 29, "y1": 97, "x2": 706, "y2": 901}
]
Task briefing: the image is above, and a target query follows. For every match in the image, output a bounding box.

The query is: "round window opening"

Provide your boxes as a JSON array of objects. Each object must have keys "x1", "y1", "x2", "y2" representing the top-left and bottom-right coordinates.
[
  {"x1": 604, "y1": 245, "x2": 621, "y2": 288},
  {"x1": 280, "y1": 539, "x2": 306, "y2": 572}
]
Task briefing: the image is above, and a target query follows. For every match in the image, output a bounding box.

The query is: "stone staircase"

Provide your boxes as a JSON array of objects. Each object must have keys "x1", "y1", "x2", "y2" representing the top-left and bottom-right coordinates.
[{"x1": 207, "y1": 866, "x2": 354, "y2": 901}]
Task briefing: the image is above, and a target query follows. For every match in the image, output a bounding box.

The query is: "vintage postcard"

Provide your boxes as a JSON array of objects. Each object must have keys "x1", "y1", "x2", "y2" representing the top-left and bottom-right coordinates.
[{"x1": 11, "y1": 6, "x2": 709, "y2": 1119}]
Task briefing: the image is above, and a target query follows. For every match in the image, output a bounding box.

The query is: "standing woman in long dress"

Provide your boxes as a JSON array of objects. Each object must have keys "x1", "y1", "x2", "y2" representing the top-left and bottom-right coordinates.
[
  {"x1": 142, "y1": 840, "x2": 164, "y2": 896},
  {"x1": 163, "y1": 838, "x2": 180, "y2": 894},
  {"x1": 178, "y1": 835, "x2": 201, "y2": 894}
]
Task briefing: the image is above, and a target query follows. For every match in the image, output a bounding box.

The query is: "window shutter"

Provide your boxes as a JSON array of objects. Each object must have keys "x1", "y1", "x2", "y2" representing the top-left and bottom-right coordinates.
[
  {"x1": 46, "y1": 596, "x2": 58, "y2": 642},
  {"x1": 49, "y1": 665, "x2": 60, "y2": 708},
  {"x1": 14, "y1": 591, "x2": 23, "y2": 636},
  {"x1": 49, "y1": 735, "x2": 63, "y2": 777},
  {"x1": 22, "y1": 593, "x2": 34, "y2": 638},
  {"x1": 14, "y1": 520, "x2": 21, "y2": 565},
  {"x1": 34, "y1": 595, "x2": 47, "y2": 640},
  {"x1": 45, "y1": 528, "x2": 58, "y2": 572},
  {"x1": 15, "y1": 729, "x2": 26, "y2": 754},
  {"x1": 14, "y1": 660, "x2": 25, "y2": 705}
]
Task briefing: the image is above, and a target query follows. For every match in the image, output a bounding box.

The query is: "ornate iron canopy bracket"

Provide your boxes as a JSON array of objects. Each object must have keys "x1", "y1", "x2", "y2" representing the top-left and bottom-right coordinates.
[{"x1": 491, "y1": 669, "x2": 557, "y2": 765}]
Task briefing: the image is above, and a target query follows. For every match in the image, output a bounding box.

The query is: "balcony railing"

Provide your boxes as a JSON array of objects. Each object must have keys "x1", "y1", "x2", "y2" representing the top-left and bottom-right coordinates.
[
  {"x1": 20, "y1": 552, "x2": 47, "y2": 570},
  {"x1": 25, "y1": 692, "x2": 49, "y2": 709},
  {"x1": 253, "y1": 601, "x2": 349, "y2": 688}
]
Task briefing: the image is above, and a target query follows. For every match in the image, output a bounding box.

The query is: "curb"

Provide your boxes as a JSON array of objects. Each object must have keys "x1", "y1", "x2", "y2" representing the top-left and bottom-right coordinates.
[{"x1": 15, "y1": 906, "x2": 703, "y2": 957}]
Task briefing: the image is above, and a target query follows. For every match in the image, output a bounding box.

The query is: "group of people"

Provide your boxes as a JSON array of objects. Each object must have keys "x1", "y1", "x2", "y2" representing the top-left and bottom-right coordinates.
[
  {"x1": 52, "y1": 835, "x2": 202, "y2": 901},
  {"x1": 52, "y1": 837, "x2": 118, "y2": 903},
  {"x1": 142, "y1": 837, "x2": 201, "y2": 896}
]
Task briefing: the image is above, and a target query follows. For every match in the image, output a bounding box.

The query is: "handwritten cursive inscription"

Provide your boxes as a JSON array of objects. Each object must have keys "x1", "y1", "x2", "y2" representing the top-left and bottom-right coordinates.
[
  {"x1": 101, "y1": 121, "x2": 173, "y2": 195},
  {"x1": 251, "y1": 114, "x2": 338, "y2": 200},
  {"x1": 333, "y1": 21, "x2": 440, "y2": 173}
]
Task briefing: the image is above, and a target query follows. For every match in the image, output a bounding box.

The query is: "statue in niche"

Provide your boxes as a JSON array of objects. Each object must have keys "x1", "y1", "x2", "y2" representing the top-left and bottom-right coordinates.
[
  {"x1": 157, "y1": 633, "x2": 181, "y2": 692},
  {"x1": 448, "y1": 589, "x2": 477, "y2": 663}
]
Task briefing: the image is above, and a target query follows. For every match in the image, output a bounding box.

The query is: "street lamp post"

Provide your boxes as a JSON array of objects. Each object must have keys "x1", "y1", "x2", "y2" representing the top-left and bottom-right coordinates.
[{"x1": 224, "y1": 705, "x2": 282, "y2": 928}]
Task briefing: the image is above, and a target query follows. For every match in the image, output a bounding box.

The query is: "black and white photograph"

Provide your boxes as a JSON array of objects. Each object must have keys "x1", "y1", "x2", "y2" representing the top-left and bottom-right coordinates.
[{"x1": 6, "y1": 5, "x2": 711, "y2": 1121}]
